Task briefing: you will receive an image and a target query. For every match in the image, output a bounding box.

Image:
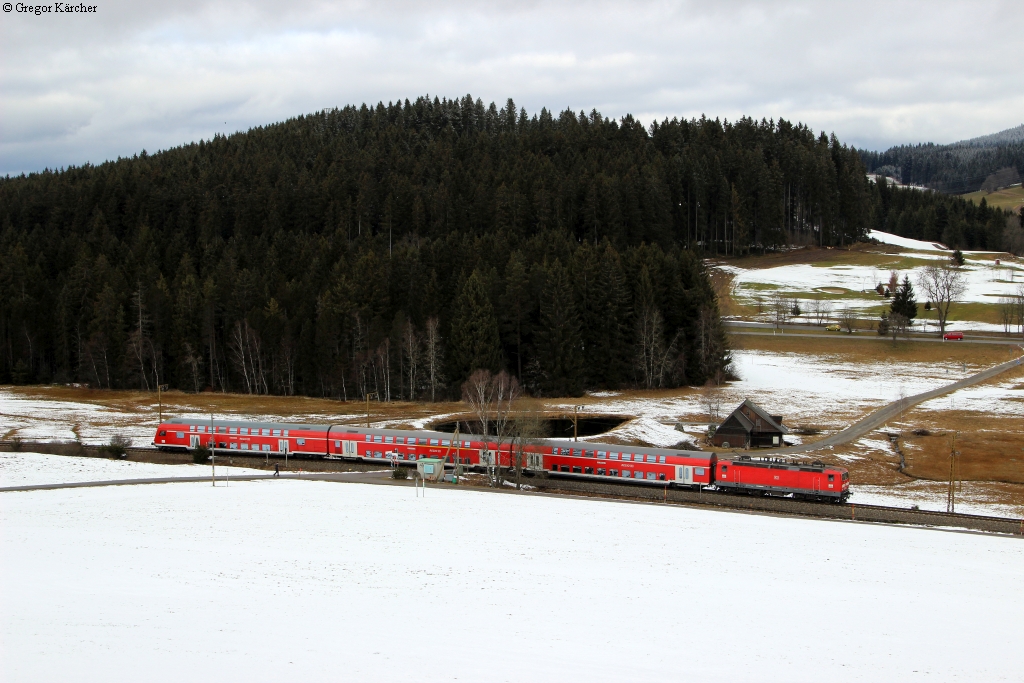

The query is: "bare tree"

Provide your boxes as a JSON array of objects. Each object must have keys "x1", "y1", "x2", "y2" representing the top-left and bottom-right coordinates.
[
  {"x1": 635, "y1": 304, "x2": 678, "y2": 388},
  {"x1": 998, "y1": 296, "x2": 1015, "y2": 335},
  {"x1": 180, "y1": 341, "x2": 204, "y2": 393},
  {"x1": 700, "y1": 381, "x2": 724, "y2": 423},
  {"x1": 887, "y1": 270, "x2": 900, "y2": 297},
  {"x1": 490, "y1": 371, "x2": 522, "y2": 486},
  {"x1": 462, "y1": 369, "x2": 493, "y2": 439},
  {"x1": 403, "y1": 321, "x2": 420, "y2": 400},
  {"x1": 890, "y1": 312, "x2": 910, "y2": 342},
  {"x1": 509, "y1": 405, "x2": 545, "y2": 490},
  {"x1": 424, "y1": 317, "x2": 444, "y2": 401},
  {"x1": 769, "y1": 291, "x2": 789, "y2": 329},
  {"x1": 838, "y1": 305, "x2": 856, "y2": 334},
  {"x1": 917, "y1": 264, "x2": 967, "y2": 336}
]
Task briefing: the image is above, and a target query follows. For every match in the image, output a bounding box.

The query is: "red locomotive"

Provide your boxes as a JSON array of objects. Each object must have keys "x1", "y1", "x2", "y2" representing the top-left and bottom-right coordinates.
[
  {"x1": 716, "y1": 455, "x2": 849, "y2": 502},
  {"x1": 152, "y1": 419, "x2": 848, "y2": 500}
]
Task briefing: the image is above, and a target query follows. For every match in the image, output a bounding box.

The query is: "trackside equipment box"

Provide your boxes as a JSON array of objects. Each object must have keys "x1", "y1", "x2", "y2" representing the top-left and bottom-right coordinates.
[{"x1": 416, "y1": 458, "x2": 445, "y2": 482}]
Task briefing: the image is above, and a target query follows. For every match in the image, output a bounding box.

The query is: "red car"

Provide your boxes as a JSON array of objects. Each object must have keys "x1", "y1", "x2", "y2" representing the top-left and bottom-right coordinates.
[{"x1": 943, "y1": 331, "x2": 964, "y2": 341}]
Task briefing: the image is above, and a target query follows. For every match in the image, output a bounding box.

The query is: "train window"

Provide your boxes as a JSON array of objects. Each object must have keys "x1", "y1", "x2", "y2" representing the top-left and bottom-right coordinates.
[
  {"x1": 384, "y1": 436, "x2": 393, "y2": 443},
  {"x1": 190, "y1": 425, "x2": 196, "y2": 432},
  {"x1": 572, "y1": 466, "x2": 582, "y2": 473},
  {"x1": 262, "y1": 429, "x2": 270, "y2": 436},
  {"x1": 695, "y1": 467, "x2": 705, "y2": 476},
  {"x1": 229, "y1": 443, "x2": 237, "y2": 449},
  {"x1": 297, "y1": 438, "x2": 305, "y2": 446},
  {"x1": 365, "y1": 435, "x2": 372, "y2": 442},
  {"x1": 271, "y1": 429, "x2": 279, "y2": 436},
  {"x1": 609, "y1": 453, "x2": 619, "y2": 460},
  {"x1": 441, "y1": 440, "x2": 450, "y2": 446},
  {"x1": 658, "y1": 456, "x2": 666, "y2": 464},
  {"x1": 658, "y1": 473, "x2": 666, "y2": 481},
  {"x1": 645, "y1": 454, "x2": 655, "y2": 463},
  {"x1": 647, "y1": 472, "x2": 656, "y2": 480},
  {"x1": 409, "y1": 454, "x2": 417, "y2": 461},
  {"x1": 584, "y1": 467, "x2": 593, "y2": 474},
  {"x1": 597, "y1": 451, "x2": 606, "y2": 457},
  {"x1": 610, "y1": 469, "x2": 619, "y2": 476},
  {"x1": 227, "y1": 427, "x2": 235, "y2": 435},
  {"x1": 620, "y1": 470, "x2": 630, "y2": 478},
  {"x1": 635, "y1": 471, "x2": 645, "y2": 479},
  {"x1": 240, "y1": 443, "x2": 248, "y2": 450},
  {"x1": 283, "y1": 430, "x2": 289, "y2": 437},
  {"x1": 842, "y1": 472, "x2": 849, "y2": 481},
  {"x1": 176, "y1": 432, "x2": 183, "y2": 439},
  {"x1": 335, "y1": 440, "x2": 341, "y2": 448},
  {"x1": 158, "y1": 430, "x2": 166, "y2": 436},
  {"x1": 597, "y1": 468, "x2": 606, "y2": 475},
  {"x1": 373, "y1": 435, "x2": 383, "y2": 443},
  {"x1": 551, "y1": 464, "x2": 558, "y2": 472},
  {"x1": 828, "y1": 474, "x2": 835, "y2": 482},
  {"x1": 573, "y1": 449, "x2": 581, "y2": 457},
  {"x1": 395, "y1": 437, "x2": 404, "y2": 444},
  {"x1": 430, "y1": 439, "x2": 439, "y2": 446},
  {"x1": 560, "y1": 465, "x2": 570, "y2": 472},
  {"x1": 263, "y1": 444, "x2": 272, "y2": 451},
  {"x1": 721, "y1": 465, "x2": 728, "y2": 473}
]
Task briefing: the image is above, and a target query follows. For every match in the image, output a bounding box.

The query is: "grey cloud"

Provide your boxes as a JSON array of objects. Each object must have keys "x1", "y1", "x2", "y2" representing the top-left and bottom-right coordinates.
[{"x1": 1, "y1": 0, "x2": 1020, "y2": 175}]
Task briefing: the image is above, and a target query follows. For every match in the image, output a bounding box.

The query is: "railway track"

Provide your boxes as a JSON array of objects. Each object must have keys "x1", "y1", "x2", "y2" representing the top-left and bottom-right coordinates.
[{"x1": 3, "y1": 442, "x2": 1022, "y2": 535}]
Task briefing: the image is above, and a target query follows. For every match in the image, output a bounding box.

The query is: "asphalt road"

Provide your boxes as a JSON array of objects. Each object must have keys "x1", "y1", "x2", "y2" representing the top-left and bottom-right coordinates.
[{"x1": 725, "y1": 320, "x2": 1024, "y2": 346}]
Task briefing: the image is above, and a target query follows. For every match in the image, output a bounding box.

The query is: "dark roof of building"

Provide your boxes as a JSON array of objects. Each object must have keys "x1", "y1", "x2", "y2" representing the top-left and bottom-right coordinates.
[{"x1": 723, "y1": 399, "x2": 788, "y2": 434}]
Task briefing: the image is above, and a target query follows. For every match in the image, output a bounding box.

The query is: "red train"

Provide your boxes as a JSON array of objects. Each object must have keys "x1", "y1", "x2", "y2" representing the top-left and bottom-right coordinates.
[{"x1": 152, "y1": 418, "x2": 850, "y2": 502}]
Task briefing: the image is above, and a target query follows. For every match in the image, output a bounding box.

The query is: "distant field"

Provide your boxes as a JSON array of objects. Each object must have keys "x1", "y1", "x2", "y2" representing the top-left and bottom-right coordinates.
[{"x1": 962, "y1": 184, "x2": 1024, "y2": 213}]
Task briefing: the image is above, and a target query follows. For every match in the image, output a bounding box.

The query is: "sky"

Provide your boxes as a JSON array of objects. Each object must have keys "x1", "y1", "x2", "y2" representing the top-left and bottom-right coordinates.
[{"x1": 1, "y1": 0, "x2": 1021, "y2": 176}]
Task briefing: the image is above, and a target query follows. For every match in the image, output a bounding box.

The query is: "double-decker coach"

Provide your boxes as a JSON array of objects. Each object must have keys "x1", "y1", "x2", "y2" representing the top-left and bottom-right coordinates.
[{"x1": 152, "y1": 418, "x2": 716, "y2": 488}]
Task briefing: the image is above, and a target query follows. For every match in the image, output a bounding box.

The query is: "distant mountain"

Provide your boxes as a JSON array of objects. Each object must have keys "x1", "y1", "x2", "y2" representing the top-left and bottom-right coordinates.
[{"x1": 860, "y1": 124, "x2": 1024, "y2": 194}]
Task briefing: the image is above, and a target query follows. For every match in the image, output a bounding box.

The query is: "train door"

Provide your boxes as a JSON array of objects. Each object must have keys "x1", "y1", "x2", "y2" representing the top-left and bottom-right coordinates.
[
  {"x1": 675, "y1": 466, "x2": 693, "y2": 485},
  {"x1": 527, "y1": 452, "x2": 544, "y2": 471},
  {"x1": 278, "y1": 439, "x2": 289, "y2": 455},
  {"x1": 343, "y1": 440, "x2": 358, "y2": 457},
  {"x1": 190, "y1": 435, "x2": 200, "y2": 449},
  {"x1": 811, "y1": 476, "x2": 820, "y2": 493},
  {"x1": 482, "y1": 450, "x2": 496, "y2": 466}
]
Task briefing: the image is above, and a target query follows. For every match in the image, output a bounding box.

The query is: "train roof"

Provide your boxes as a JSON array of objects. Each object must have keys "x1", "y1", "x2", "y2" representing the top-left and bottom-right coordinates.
[
  {"x1": 720, "y1": 455, "x2": 846, "y2": 472},
  {"x1": 161, "y1": 417, "x2": 711, "y2": 458}
]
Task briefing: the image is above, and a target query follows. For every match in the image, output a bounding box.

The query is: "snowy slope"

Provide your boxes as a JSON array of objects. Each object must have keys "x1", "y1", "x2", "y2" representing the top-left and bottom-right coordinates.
[
  {"x1": 0, "y1": 452, "x2": 265, "y2": 488},
  {"x1": 2, "y1": 480, "x2": 1022, "y2": 683}
]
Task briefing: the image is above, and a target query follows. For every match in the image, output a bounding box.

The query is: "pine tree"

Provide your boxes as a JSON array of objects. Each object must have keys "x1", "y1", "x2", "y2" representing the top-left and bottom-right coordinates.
[
  {"x1": 535, "y1": 261, "x2": 584, "y2": 396},
  {"x1": 890, "y1": 275, "x2": 918, "y2": 323},
  {"x1": 450, "y1": 270, "x2": 502, "y2": 381}
]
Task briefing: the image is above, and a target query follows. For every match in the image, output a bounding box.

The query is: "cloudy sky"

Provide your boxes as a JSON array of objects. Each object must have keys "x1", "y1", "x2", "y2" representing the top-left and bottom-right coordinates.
[{"x1": 1, "y1": 0, "x2": 1020, "y2": 175}]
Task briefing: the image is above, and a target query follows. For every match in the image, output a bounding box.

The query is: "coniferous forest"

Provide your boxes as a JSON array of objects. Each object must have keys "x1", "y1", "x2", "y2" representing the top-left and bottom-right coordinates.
[{"x1": 0, "y1": 95, "x2": 1015, "y2": 398}]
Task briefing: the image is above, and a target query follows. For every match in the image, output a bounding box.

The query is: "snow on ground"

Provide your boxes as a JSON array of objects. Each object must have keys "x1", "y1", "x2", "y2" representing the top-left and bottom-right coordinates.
[
  {"x1": 852, "y1": 480, "x2": 1024, "y2": 519},
  {"x1": 916, "y1": 373, "x2": 1024, "y2": 416},
  {"x1": 869, "y1": 229, "x2": 1007, "y2": 255},
  {"x1": 0, "y1": 452, "x2": 265, "y2": 488},
  {"x1": 4, "y1": 481, "x2": 1024, "y2": 682}
]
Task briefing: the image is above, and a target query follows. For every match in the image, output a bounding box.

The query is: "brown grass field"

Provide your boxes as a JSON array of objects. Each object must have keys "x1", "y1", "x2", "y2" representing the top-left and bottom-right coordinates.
[{"x1": 961, "y1": 185, "x2": 1024, "y2": 213}]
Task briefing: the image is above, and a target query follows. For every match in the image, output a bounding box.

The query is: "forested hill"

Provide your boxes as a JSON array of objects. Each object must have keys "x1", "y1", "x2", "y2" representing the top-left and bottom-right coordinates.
[
  {"x1": 860, "y1": 124, "x2": 1024, "y2": 194},
  {"x1": 0, "y1": 95, "x2": 999, "y2": 399}
]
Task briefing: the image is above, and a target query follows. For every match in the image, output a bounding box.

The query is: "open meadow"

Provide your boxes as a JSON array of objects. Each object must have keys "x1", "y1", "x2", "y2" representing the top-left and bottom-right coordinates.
[{"x1": 2, "y1": 454, "x2": 1023, "y2": 683}]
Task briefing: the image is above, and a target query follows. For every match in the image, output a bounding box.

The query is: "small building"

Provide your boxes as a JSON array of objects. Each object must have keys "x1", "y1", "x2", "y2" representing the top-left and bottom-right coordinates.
[{"x1": 712, "y1": 400, "x2": 788, "y2": 449}]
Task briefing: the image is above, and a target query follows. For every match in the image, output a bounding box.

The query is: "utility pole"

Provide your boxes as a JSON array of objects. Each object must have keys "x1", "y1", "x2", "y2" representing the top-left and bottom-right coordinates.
[
  {"x1": 157, "y1": 384, "x2": 169, "y2": 423},
  {"x1": 572, "y1": 405, "x2": 584, "y2": 441},
  {"x1": 210, "y1": 412, "x2": 215, "y2": 487},
  {"x1": 946, "y1": 432, "x2": 961, "y2": 513},
  {"x1": 365, "y1": 392, "x2": 379, "y2": 428}
]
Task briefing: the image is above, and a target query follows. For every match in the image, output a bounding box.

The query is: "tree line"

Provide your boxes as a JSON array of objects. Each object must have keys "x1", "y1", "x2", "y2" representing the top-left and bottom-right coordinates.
[{"x1": 0, "y1": 94, "x2": 995, "y2": 397}]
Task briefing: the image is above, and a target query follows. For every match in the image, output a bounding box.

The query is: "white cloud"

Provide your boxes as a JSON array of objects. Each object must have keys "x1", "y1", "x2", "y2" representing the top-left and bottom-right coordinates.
[{"x1": 1, "y1": 0, "x2": 1020, "y2": 174}]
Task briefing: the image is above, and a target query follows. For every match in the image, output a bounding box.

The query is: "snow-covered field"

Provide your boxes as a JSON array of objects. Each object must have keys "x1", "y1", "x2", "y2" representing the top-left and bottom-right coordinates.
[
  {"x1": 721, "y1": 230, "x2": 1024, "y2": 330},
  {"x1": 0, "y1": 452, "x2": 265, "y2": 488},
  {"x1": 2, "y1": 459, "x2": 1023, "y2": 682},
  {"x1": 853, "y1": 480, "x2": 1024, "y2": 519}
]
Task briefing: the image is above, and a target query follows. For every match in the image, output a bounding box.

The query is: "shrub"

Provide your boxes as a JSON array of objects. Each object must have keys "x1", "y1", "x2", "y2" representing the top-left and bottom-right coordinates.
[
  {"x1": 913, "y1": 428, "x2": 931, "y2": 436},
  {"x1": 103, "y1": 434, "x2": 131, "y2": 459},
  {"x1": 10, "y1": 436, "x2": 23, "y2": 452},
  {"x1": 391, "y1": 466, "x2": 409, "y2": 480},
  {"x1": 192, "y1": 444, "x2": 211, "y2": 464}
]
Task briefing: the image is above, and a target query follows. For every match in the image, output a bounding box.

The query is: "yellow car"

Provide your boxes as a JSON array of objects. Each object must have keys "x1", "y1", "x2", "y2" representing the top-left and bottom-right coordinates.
[{"x1": 825, "y1": 324, "x2": 841, "y2": 331}]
